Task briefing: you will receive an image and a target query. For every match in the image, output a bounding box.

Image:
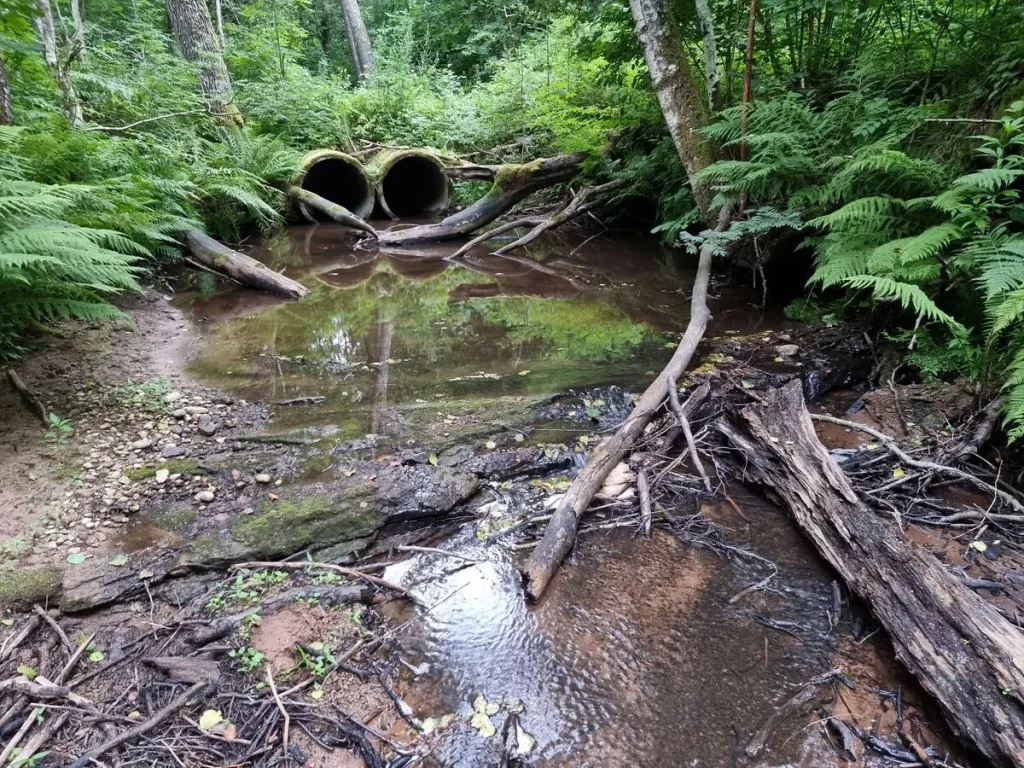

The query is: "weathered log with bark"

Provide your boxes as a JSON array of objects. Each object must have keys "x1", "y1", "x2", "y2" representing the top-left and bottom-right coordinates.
[
  {"x1": 377, "y1": 154, "x2": 586, "y2": 246},
  {"x1": 181, "y1": 229, "x2": 309, "y2": 299},
  {"x1": 717, "y1": 381, "x2": 1024, "y2": 767},
  {"x1": 286, "y1": 185, "x2": 377, "y2": 236},
  {"x1": 521, "y1": 204, "x2": 731, "y2": 600}
]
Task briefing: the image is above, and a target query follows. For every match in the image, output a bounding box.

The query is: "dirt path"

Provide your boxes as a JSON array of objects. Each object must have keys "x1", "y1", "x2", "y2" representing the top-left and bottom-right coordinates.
[{"x1": 0, "y1": 291, "x2": 250, "y2": 577}]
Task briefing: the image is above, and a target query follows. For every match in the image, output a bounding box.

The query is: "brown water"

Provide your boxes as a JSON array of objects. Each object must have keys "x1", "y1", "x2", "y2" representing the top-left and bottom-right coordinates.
[{"x1": 181, "y1": 225, "x2": 961, "y2": 768}]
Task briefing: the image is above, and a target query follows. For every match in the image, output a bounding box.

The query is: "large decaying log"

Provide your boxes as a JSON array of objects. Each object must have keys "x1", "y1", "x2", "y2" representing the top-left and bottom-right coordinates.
[
  {"x1": 285, "y1": 185, "x2": 378, "y2": 237},
  {"x1": 717, "y1": 381, "x2": 1024, "y2": 768},
  {"x1": 377, "y1": 154, "x2": 586, "y2": 246},
  {"x1": 181, "y1": 229, "x2": 309, "y2": 299}
]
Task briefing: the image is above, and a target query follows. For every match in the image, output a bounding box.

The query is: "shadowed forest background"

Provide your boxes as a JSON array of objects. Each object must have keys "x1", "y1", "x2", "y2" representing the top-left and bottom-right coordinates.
[{"x1": 2, "y1": 0, "x2": 1024, "y2": 436}]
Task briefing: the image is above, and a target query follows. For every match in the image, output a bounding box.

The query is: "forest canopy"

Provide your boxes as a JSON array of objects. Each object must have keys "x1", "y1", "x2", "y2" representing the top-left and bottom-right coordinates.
[{"x1": 2, "y1": 0, "x2": 1024, "y2": 435}]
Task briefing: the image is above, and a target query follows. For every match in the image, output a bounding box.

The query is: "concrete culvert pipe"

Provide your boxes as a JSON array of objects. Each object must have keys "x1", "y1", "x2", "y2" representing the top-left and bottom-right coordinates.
[
  {"x1": 371, "y1": 150, "x2": 450, "y2": 219},
  {"x1": 295, "y1": 150, "x2": 374, "y2": 220}
]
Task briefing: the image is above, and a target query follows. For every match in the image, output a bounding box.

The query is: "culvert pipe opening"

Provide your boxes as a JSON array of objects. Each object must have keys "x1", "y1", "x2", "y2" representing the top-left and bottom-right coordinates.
[
  {"x1": 376, "y1": 152, "x2": 450, "y2": 218},
  {"x1": 296, "y1": 151, "x2": 374, "y2": 220}
]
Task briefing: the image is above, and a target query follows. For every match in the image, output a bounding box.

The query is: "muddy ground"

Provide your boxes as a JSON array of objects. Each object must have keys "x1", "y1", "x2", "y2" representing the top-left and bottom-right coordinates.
[{"x1": 0, "y1": 244, "x2": 1012, "y2": 768}]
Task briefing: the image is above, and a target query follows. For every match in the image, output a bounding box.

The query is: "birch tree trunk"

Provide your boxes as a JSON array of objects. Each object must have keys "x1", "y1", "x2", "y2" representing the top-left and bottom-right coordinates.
[
  {"x1": 35, "y1": 0, "x2": 84, "y2": 126},
  {"x1": 0, "y1": 57, "x2": 12, "y2": 126},
  {"x1": 694, "y1": 0, "x2": 720, "y2": 111},
  {"x1": 628, "y1": 0, "x2": 716, "y2": 222},
  {"x1": 70, "y1": 0, "x2": 86, "y2": 63},
  {"x1": 214, "y1": 0, "x2": 226, "y2": 49},
  {"x1": 165, "y1": 0, "x2": 241, "y2": 124},
  {"x1": 340, "y1": 0, "x2": 373, "y2": 82}
]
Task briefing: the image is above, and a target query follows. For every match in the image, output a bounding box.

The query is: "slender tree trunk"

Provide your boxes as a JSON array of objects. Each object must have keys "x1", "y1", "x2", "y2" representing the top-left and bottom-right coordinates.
[
  {"x1": 70, "y1": 0, "x2": 86, "y2": 62},
  {"x1": 0, "y1": 56, "x2": 12, "y2": 126},
  {"x1": 740, "y1": 0, "x2": 756, "y2": 162},
  {"x1": 35, "y1": 0, "x2": 83, "y2": 126},
  {"x1": 628, "y1": 0, "x2": 716, "y2": 222},
  {"x1": 165, "y1": 0, "x2": 241, "y2": 124},
  {"x1": 524, "y1": 0, "x2": 737, "y2": 600},
  {"x1": 214, "y1": 0, "x2": 226, "y2": 49},
  {"x1": 340, "y1": 0, "x2": 373, "y2": 82},
  {"x1": 693, "y1": 0, "x2": 720, "y2": 111}
]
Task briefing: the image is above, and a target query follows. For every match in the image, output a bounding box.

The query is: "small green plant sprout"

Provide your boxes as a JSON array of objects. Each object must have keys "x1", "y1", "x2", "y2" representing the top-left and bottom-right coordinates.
[
  {"x1": 238, "y1": 610, "x2": 262, "y2": 640},
  {"x1": 205, "y1": 592, "x2": 227, "y2": 613},
  {"x1": 228, "y1": 646, "x2": 265, "y2": 673},
  {"x1": 294, "y1": 642, "x2": 336, "y2": 679},
  {"x1": 43, "y1": 413, "x2": 73, "y2": 444}
]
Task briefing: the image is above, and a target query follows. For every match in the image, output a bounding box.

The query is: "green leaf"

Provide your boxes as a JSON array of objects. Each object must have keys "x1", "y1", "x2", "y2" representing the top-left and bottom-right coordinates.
[
  {"x1": 108, "y1": 554, "x2": 130, "y2": 567},
  {"x1": 428, "y1": 454, "x2": 438, "y2": 466},
  {"x1": 199, "y1": 710, "x2": 223, "y2": 731},
  {"x1": 16, "y1": 665, "x2": 36, "y2": 680},
  {"x1": 66, "y1": 552, "x2": 87, "y2": 565},
  {"x1": 88, "y1": 651, "x2": 105, "y2": 663}
]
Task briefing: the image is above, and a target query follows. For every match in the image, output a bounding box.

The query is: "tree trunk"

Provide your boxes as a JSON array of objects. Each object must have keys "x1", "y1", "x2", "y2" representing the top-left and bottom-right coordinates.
[
  {"x1": 0, "y1": 56, "x2": 12, "y2": 126},
  {"x1": 70, "y1": 0, "x2": 86, "y2": 62},
  {"x1": 214, "y1": 0, "x2": 226, "y2": 48},
  {"x1": 181, "y1": 230, "x2": 309, "y2": 299},
  {"x1": 377, "y1": 153, "x2": 586, "y2": 246},
  {"x1": 717, "y1": 381, "x2": 1024, "y2": 768},
  {"x1": 521, "y1": 204, "x2": 732, "y2": 600},
  {"x1": 340, "y1": 0, "x2": 373, "y2": 82},
  {"x1": 165, "y1": 0, "x2": 241, "y2": 124},
  {"x1": 285, "y1": 185, "x2": 377, "y2": 236},
  {"x1": 740, "y1": 0, "x2": 756, "y2": 162},
  {"x1": 35, "y1": 0, "x2": 83, "y2": 125},
  {"x1": 693, "y1": 0, "x2": 721, "y2": 111},
  {"x1": 628, "y1": 0, "x2": 716, "y2": 222}
]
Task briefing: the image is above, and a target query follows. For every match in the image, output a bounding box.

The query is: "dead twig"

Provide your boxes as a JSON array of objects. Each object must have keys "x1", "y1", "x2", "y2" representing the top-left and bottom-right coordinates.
[
  {"x1": 810, "y1": 413, "x2": 1024, "y2": 516},
  {"x1": 265, "y1": 667, "x2": 290, "y2": 755},
  {"x1": 65, "y1": 680, "x2": 207, "y2": 768},
  {"x1": 6, "y1": 369, "x2": 48, "y2": 425},
  {"x1": 229, "y1": 560, "x2": 422, "y2": 604}
]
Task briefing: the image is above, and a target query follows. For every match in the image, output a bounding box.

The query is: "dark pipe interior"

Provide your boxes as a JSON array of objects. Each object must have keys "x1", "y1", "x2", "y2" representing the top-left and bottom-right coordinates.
[
  {"x1": 381, "y1": 156, "x2": 449, "y2": 216},
  {"x1": 302, "y1": 158, "x2": 373, "y2": 218}
]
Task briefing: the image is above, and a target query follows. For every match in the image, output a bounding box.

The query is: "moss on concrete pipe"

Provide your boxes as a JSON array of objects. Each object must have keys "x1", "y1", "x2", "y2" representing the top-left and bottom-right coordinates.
[
  {"x1": 366, "y1": 149, "x2": 450, "y2": 219},
  {"x1": 294, "y1": 150, "x2": 375, "y2": 220}
]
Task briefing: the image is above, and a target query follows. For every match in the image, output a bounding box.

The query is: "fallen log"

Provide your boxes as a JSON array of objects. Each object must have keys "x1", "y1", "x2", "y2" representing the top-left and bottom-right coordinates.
[
  {"x1": 285, "y1": 185, "x2": 377, "y2": 237},
  {"x1": 492, "y1": 179, "x2": 625, "y2": 255},
  {"x1": 378, "y1": 154, "x2": 587, "y2": 246},
  {"x1": 5, "y1": 370, "x2": 48, "y2": 425},
  {"x1": 181, "y1": 229, "x2": 309, "y2": 299},
  {"x1": 717, "y1": 381, "x2": 1024, "y2": 767},
  {"x1": 520, "y1": 203, "x2": 732, "y2": 600}
]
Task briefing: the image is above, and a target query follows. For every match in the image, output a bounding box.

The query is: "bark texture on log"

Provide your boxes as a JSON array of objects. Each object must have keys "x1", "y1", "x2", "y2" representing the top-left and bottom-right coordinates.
[
  {"x1": 182, "y1": 229, "x2": 309, "y2": 299},
  {"x1": 286, "y1": 185, "x2": 377, "y2": 236},
  {"x1": 340, "y1": 0, "x2": 374, "y2": 82},
  {"x1": 628, "y1": 0, "x2": 715, "y2": 221},
  {"x1": 165, "y1": 0, "x2": 240, "y2": 124},
  {"x1": 718, "y1": 381, "x2": 1024, "y2": 768},
  {"x1": 378, "y1": 154, "x2": 586, "y2": 246}
]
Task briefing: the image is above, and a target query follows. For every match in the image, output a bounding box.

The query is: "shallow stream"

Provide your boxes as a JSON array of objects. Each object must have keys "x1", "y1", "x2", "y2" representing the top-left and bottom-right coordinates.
[{"x1": 182, "y1": 225, "x2": 960, "y2": 767}]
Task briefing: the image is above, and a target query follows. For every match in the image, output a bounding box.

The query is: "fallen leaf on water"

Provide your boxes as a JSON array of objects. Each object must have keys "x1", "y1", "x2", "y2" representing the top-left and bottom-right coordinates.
[
  {"x1": 470, "y1": 711, "x2": 496, "y2": 738},
  {"x1": 199, "y1": 710, "x2": 223, "y2": 731}
]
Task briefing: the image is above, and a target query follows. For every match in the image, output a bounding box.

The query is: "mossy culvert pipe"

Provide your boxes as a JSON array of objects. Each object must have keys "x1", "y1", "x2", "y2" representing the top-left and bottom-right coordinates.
[
  {"x1": 294, "y1": 150, "x2": 375, "y2": 220},
  {"x1": 366, "y1": 149, "x2": 450, "y2": 219}
]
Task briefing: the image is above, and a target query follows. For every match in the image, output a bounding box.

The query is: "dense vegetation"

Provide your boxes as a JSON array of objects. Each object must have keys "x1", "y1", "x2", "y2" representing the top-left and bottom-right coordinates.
[{"x1": 2, "y1": 0, "x2": 1024, "y2": 434}]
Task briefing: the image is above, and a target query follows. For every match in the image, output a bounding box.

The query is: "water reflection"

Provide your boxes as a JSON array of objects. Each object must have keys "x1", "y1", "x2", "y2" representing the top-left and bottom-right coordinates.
[{"x1": 182, "y1": 225, "x2": 779, "y2": 440}]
